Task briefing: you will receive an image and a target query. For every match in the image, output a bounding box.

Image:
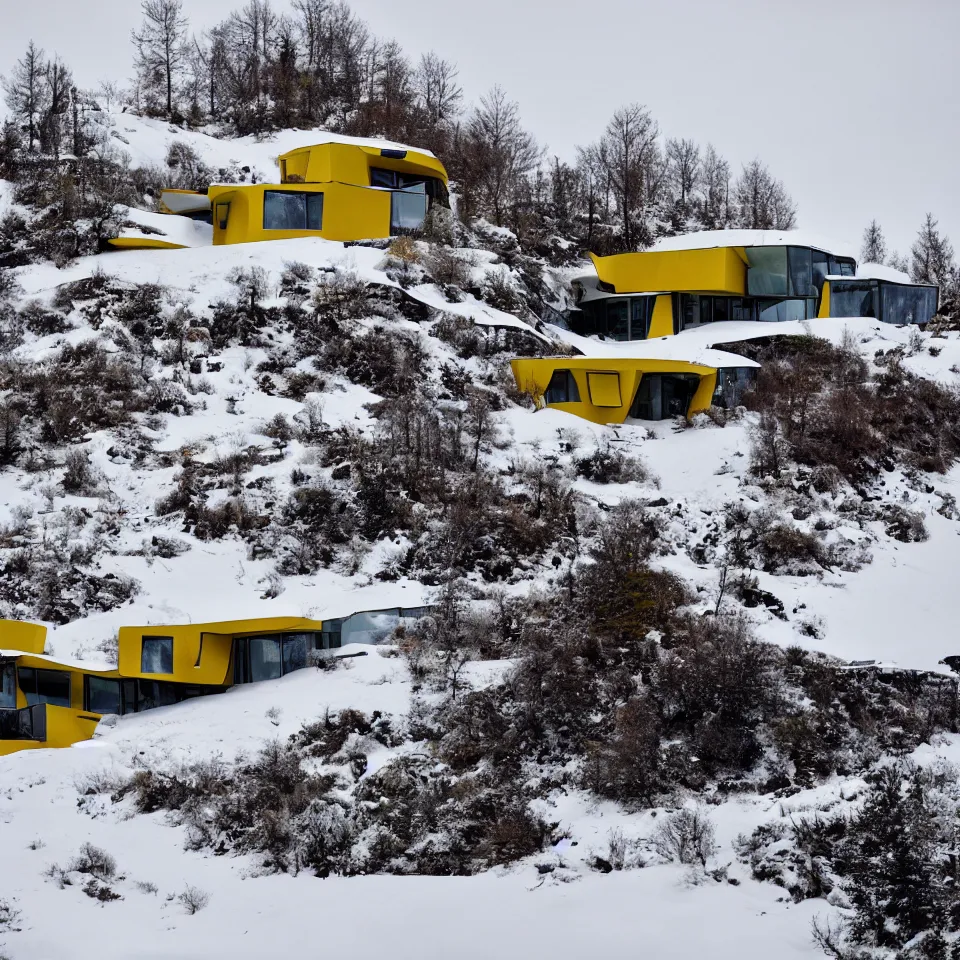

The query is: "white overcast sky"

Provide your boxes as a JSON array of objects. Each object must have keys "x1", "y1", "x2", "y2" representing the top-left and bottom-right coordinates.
[{"x1": 1, "y1": 0, "x2": 958, "y2": 256}]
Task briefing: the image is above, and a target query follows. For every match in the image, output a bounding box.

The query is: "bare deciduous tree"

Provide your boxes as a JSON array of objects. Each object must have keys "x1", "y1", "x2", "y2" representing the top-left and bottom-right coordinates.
[{"x1": 132, "y1": 0, "x2": 190, "y2": 117}]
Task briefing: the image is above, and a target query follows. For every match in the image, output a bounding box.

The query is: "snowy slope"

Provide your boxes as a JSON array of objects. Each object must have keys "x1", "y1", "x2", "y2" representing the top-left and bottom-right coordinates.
[
  {"x1": 3, "y1": 119, "x2": 960, "y2": 960},
  {"x1": 0, "y1": 647, "x2": 830, "y2": 960}
]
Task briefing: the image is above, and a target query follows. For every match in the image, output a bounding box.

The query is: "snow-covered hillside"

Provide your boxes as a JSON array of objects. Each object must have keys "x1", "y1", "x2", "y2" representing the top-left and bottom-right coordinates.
[{"x1": 2, "y1": 115, "x2": 960, "y2": 960}]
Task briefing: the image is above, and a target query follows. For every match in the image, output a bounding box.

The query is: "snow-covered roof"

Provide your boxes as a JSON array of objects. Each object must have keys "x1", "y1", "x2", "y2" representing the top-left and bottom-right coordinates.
[
  {"x1": 114, "y1": 205, "x2": 213, "y2": 248},
  {"x1": 550, "y1": 324, "x2": 760, "y2": 369},
  {"x1": 849, "y1": 262, "x2": 916, "y2": 284},
  {"x1": 651, "y1": 229, "x2": 857, "y2": 260},
  {"x1": 279, "y1": 131, "x2": 437, "y2": 159}
]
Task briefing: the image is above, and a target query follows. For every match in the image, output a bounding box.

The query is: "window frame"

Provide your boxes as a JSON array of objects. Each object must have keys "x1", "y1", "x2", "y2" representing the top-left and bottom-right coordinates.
[
  {"x1": 84, "y1": 675, "x2": 123, "y2": 716},
  {"x1": 262, "y1": 189, "x2": 324, "y2": 232},
  {"x1": 140, "y1": 636, "x2": 174, "y2": 675},
  {"x1": 17, "y1": 667, "x2": 72, "y2": 708},
  {"x1": 543, "y1": 369, "x2": 581, "y2": 405}
]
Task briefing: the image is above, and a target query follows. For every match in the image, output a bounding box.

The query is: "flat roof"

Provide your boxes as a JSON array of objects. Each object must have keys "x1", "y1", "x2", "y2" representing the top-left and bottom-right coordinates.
[{"x1": 651, "y1": 229, "x2": 858, "y2": 260}]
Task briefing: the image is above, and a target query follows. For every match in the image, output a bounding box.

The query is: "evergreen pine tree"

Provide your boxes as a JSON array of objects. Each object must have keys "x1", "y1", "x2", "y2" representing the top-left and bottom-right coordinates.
[{"x1": 860, "y1": 219, "x2": 887, "y2": 264}]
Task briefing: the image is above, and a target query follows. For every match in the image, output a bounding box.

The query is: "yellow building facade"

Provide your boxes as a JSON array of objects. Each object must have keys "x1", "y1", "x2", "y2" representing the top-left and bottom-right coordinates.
[
  {"x1": 511, "y1": 232, "x2": 940, "y2": 425},
  {"x1": 0, "y1": 609, "x2": 424, "y2": 755},
  {"x1": 110, "y1": 140, "x2": 449, "y2": 250}
]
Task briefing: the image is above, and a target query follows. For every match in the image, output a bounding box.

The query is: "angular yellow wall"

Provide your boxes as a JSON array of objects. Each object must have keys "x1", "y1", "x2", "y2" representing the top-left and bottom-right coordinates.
[
  {"x1": 0, "y1": 620, "x2": 48, "y2": 655},
  {"x1": 279, "y1": 142, "x2": 446, "y2": 187},
  {"x1": 0, "y1": 705, "x2": 102, "y2": 756},
  {"x1": 590, "y1": 247, "x2": 748, "y2": 297},
  {"x1": 118, "y1": 616, "x2": 326, "y2": 684},
  {"x1": 208, "y1": 181, "x2": 394, "y2": 245},
  {"x1": 510, "y1": 357, "x2": 718, "y2": 425},
  {"x1": 1, "y1": 616, "x2": 326, "y2": 754}
]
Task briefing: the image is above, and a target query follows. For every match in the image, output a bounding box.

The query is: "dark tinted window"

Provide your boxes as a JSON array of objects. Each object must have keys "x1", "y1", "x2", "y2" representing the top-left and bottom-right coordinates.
[
  {"x1": 249, "y1": 637, "x2": 282, "y2": 682},
  {"x1": 0, "y1": 662, "x2": 15, "y2": 709},
  {"x1": 812, "y1": 251, "x2": 829, "y2": 294},
  {"x1": 830, "y1": 280, "x2": 877, "y2": 319},
  {"x1": 631, "y1": 374, "x2": 700, "y2": 420},
  {"x1": 263, "y1": 191, "x2": 323, "y2": 231},
  {"x1": 880, "y1": 283, "x2": 938, "y2": 325},
  {"x1": 544, "y1": 370, "x2": 580, "y2": 405},
  {"x1": 787, "y1": 247, "x2": 814, "y2": 297},
  {"x1": 746, "y1": 247, "x2": 788, "y2": 296},
  {"x1": 85, "y1": 676, "x2": 121, "y2": 715},
  {"x1": 282, "y1": 634, "x2": 310, "y2": 674},
  {"x1": 18, "y1": 668, "x2": 71, "y2": 708},
  {"x1": 141, "y1": 636, "x2": 173, "y2": 674}
]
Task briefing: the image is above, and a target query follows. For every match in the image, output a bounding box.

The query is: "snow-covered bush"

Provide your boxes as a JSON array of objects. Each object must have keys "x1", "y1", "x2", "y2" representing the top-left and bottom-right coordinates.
[{"x1": 653, "y1": 807, "x2": 717, "y2": 867}]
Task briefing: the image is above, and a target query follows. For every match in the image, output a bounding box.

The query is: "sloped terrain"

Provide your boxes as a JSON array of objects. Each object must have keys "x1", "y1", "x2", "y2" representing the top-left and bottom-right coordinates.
[{"x1": 1, "y1": 115, "x2": 960, "y2": 960}]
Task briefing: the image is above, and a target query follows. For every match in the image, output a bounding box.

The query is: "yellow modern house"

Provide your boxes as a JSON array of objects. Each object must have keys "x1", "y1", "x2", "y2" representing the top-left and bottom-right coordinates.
[
  {"x1": 512, "y1": 230, "x2": 939, "y2": 424},
  {"x1": 110, "y1": 138, "x2": 449, "y2": 251},
  {"x1": 0, "y1": 607, "x2": 427, "y2": 754}
]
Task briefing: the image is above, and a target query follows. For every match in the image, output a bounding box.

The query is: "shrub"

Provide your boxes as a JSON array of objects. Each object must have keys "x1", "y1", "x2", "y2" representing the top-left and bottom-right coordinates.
[
  {"x1": 178, "y1": 885, "x2": 210, "y2": 915},
  {"x1": 69, "y1": 843, "x2": 116, "y2": 880},
  {"x1": 574, "y1": 445, "x2": 652, "y2": 485},
  {"x1": 653, "y1": 807, "x2": 717, "y2": 866},
  {"x1": 423, "y1": 246, "x2": 472, "y2": 289},
  {"x1": 881, "y1": 504, "x2": 929, "y2": 542}
]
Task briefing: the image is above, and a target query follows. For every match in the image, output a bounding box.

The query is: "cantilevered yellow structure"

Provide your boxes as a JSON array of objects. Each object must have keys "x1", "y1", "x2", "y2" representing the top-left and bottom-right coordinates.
[
  {"x1": 110, "y1": 138, "x2": 449, "y2": 251},
  {"x1": 0, "y1": 607, "x2": 428, "y2": 754},
  {"x1": 511, "y1": 230, "x2": 939, "y2": 425}
]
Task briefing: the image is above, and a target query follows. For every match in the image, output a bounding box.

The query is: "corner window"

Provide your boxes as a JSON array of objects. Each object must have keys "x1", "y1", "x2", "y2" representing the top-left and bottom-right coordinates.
[
  {"x1": 233, "y1": 633, "x2": 322, "y2": 683},
  {"x1": 544, "y1": 370, "x2": 581, "y2": 405},
  {"x1": 391, "y1": 187, "x2": 429, "y2": 234},
  {"x1": 141, "y1": 636, "x2": 174, "y2": 674},
  {"x1": 18, "y1": 668, "x2": 71, "y2": 708},
  {"x1": 263, "y1": 190, "x2": 324, "y2": 231},
  {"x1": 746, "y1": 247, "x2": 788, "y2": 296},
  {"x1": 85, "y1": 676, "x2": 122, "y2": 715}
]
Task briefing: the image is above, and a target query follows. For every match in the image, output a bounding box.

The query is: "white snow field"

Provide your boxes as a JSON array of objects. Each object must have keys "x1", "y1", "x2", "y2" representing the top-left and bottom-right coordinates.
[
  {"x1": 1, "y1": 649, "x2": 829, "y2": 960},
  {"x1": 1, "y1": 111, "x2": 960, "y2": 958}
]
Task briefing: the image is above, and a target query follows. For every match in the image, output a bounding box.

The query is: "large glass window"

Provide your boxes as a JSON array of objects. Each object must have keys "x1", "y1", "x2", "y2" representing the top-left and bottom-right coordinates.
[
  {"x1": 18, "y1": 668, "x2": 71, "y2": 708},
  {"x1": 391, "y1": 186, "x2": 428, "y2": 233},
  {"x1": 713, "y1": 368, "x2": 757, "y2": 408},
  {"x1": 85, "y1": 676, "x2": 122, "y2": 715},
  {"x1": 141, "y1": 636, "x2": 173, "y2": 674},
  {"x1": 574, "y1": 297, "x2": 653, "y2": 340},
  {"x1": 756, "y1": 298, "x2": 813, "y2": 322},
  {"x1": 136, "y1": 680, "x2": 180, "y2": 713},
  {"x1": 787, "y1": 247, "x2": 814, "y2": 297},
  {"x1": 747, "y1": 247, "x2": 789, "y2": 296},
  {"x1": 811, "y1": 251, "x2": 829, "y2": 294},
  {"x1": 879, "y1": 283, "x2": 938, "y2": 325},
  {"x1": 249, "y1": 637, "x2": 282, "y2": 682},
  {"x1": 631, "y1": 298, "x2": 653, "y2": 339},
  {"x1": 606, "y1": 300, "x2": 630, "y2": 340},
  {"x1": 263, "y1": 191, "x2": 324, "y2": 231},
  {"x1": 282, "y1": 634, "x2": 310, "y2": 674},
  {"x1": 544, "y1": 370, "x2": 580, "y2": 404},
  {"x1": 0, "y1": 662, "x2": 15, "y2": 709},
  {"x1": 0, "y1": 704, "x2": 46, "y2": 741},
  {"x1": 829, "y1": 280, "x2": 877, "y2": 319},
  {"x1": 630, "y1": 374, "x2": 700, "y2": 421},
  {"x1": 321, "y1": 620, "x2": 343, "y2": 650}
]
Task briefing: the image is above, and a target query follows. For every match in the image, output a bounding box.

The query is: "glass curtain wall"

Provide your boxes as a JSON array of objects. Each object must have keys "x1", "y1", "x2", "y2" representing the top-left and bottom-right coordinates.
[{"x1": 575, "y1": 297, "x2": 655, "y2": 340}]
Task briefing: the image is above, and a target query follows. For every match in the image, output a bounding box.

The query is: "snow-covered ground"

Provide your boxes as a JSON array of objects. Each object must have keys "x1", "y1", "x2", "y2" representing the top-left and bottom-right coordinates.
[
  {"x1": 0, "y1": 647, "x2": 834, "y2": 960},
  {"x1": 2, "y1": 110, "x2": 960, "y2": 959}
]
